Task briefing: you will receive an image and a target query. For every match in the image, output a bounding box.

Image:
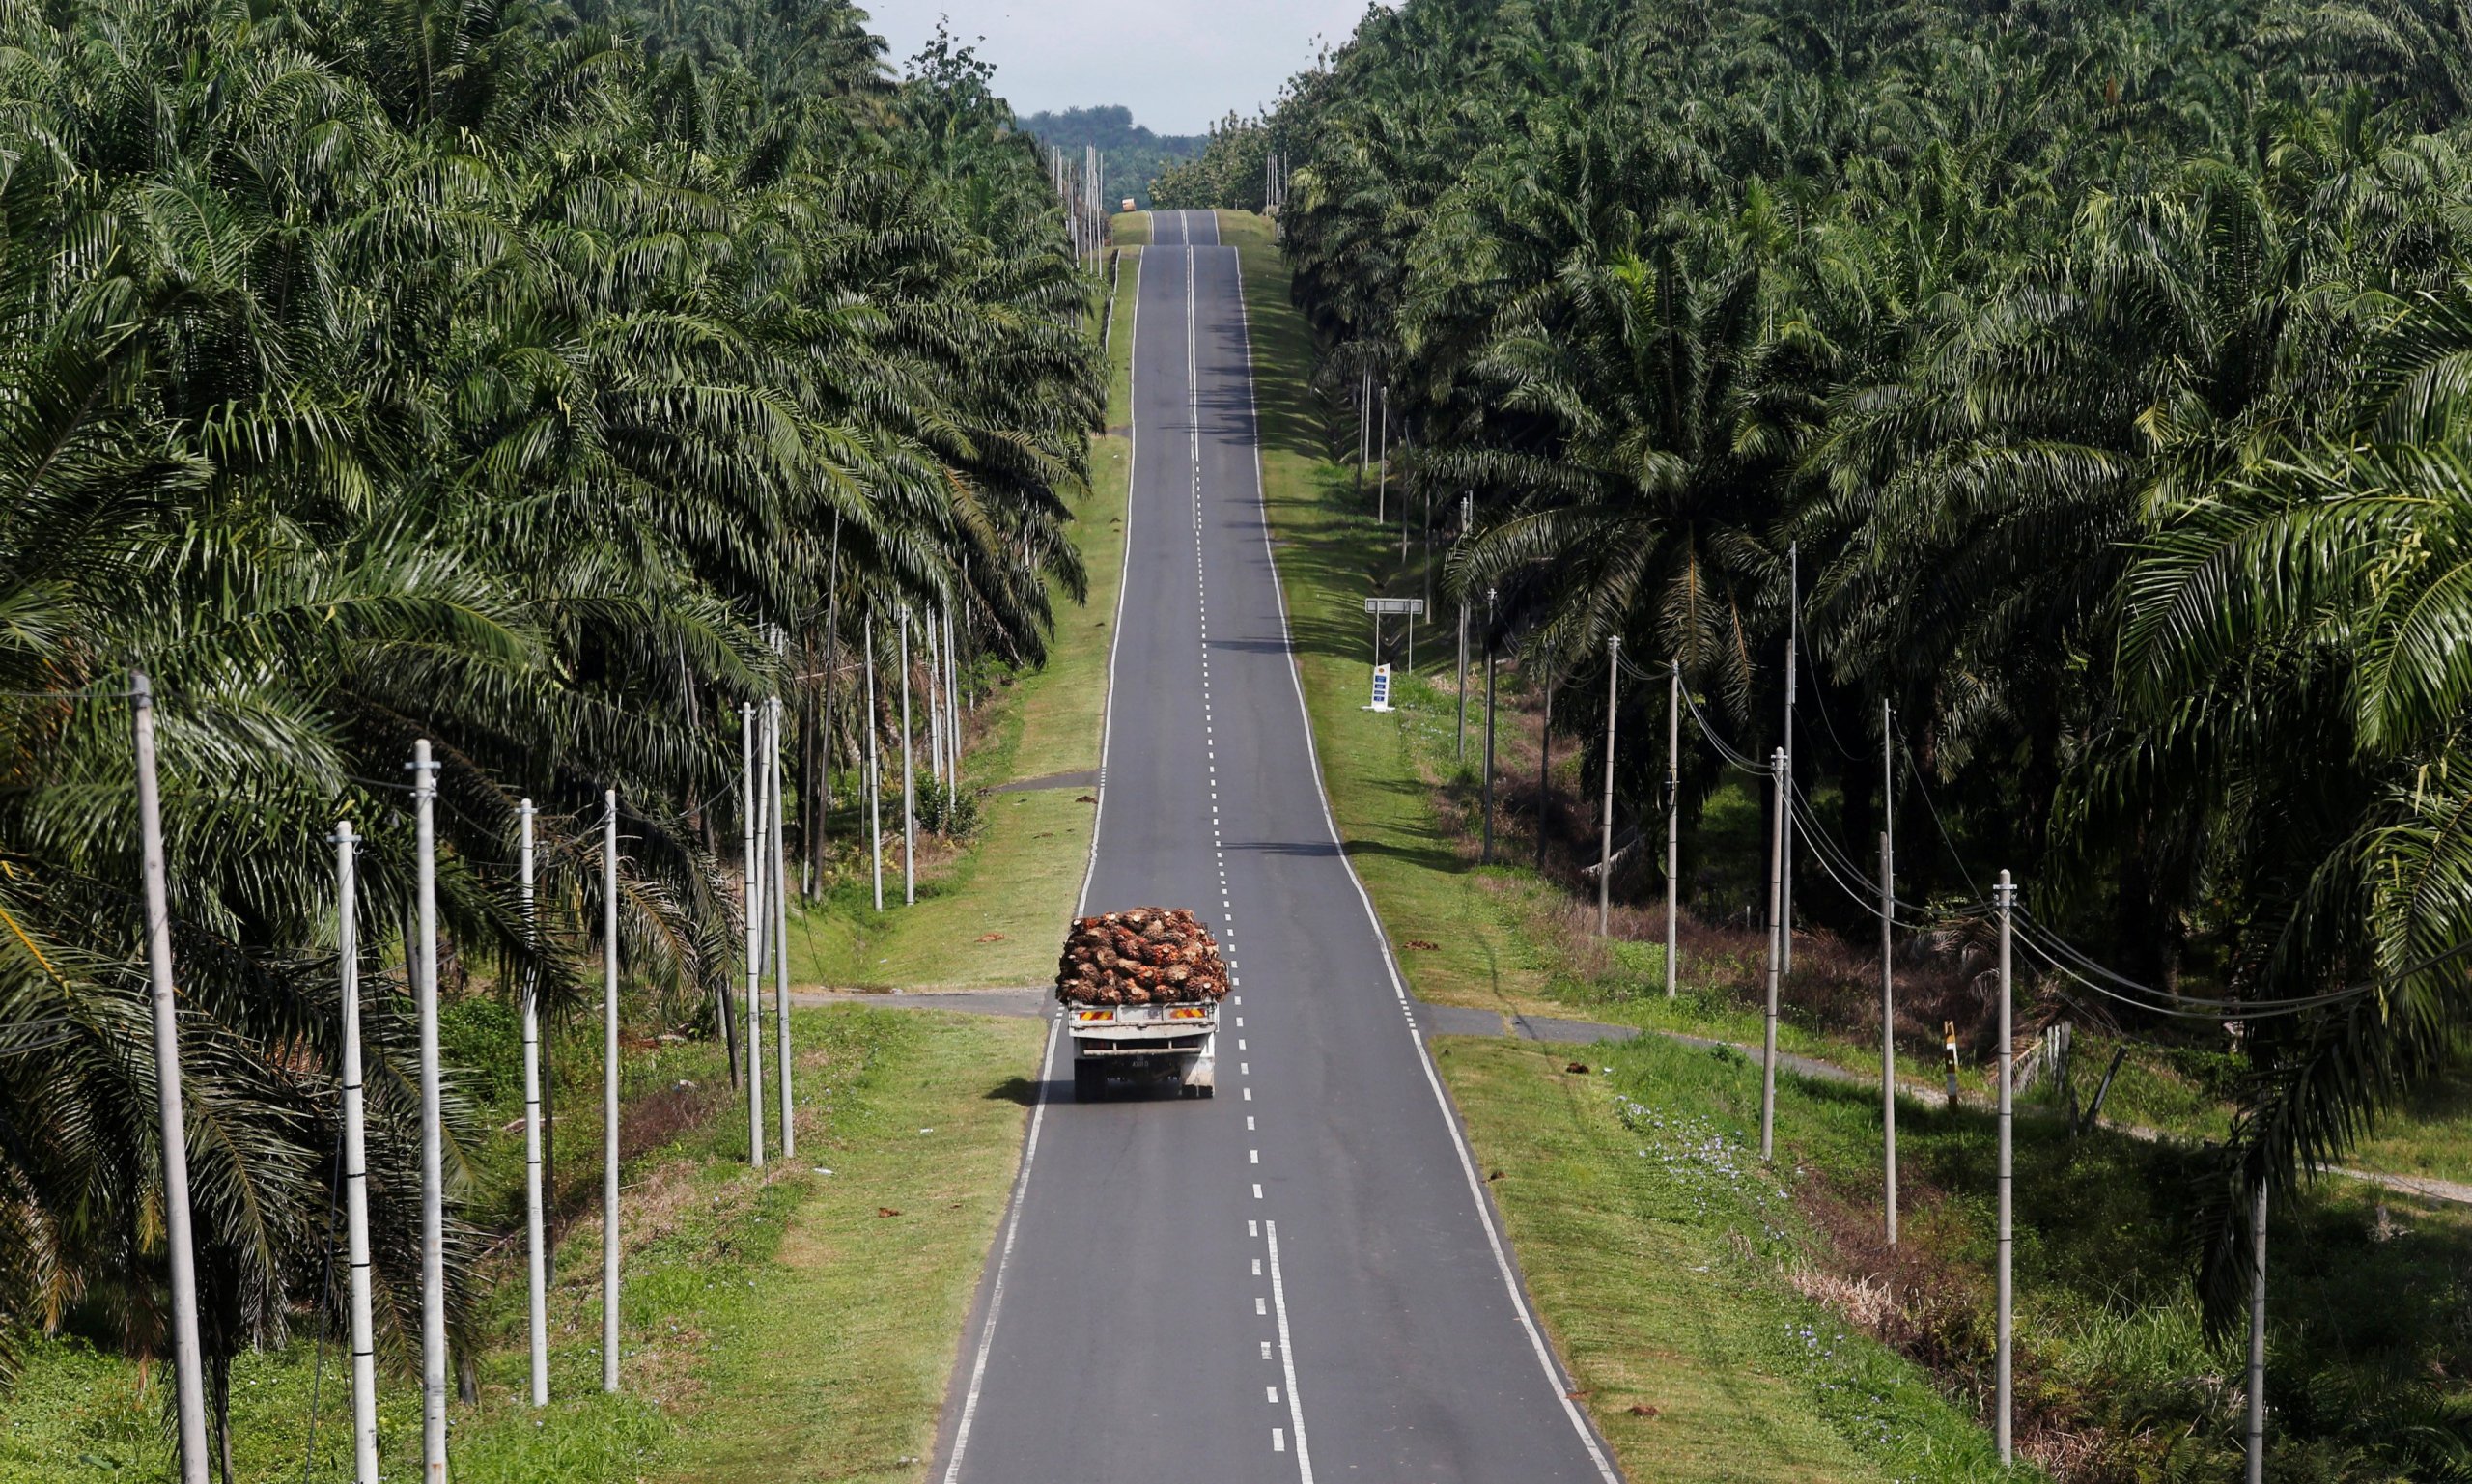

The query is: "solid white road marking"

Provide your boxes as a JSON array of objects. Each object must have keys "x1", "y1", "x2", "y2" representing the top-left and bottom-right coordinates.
[{"x1": 1265, "y1": 1220, "x2": 1315, "y2": 1481}]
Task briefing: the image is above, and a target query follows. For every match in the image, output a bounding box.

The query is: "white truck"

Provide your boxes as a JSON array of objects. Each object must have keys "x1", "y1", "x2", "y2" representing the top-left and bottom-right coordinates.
[
  {"x1": 1068, "y1": 1002, "x2": 1218, "y2": 1100},
  {"x1": 1055, "y1": 908, "x2": 1227, "y2": 1100}
]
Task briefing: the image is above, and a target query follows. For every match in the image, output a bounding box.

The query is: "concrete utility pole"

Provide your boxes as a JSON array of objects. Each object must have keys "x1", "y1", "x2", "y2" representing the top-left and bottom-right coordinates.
[
  {"x1": 325, "y1": 821, "x2": 386, "y2": 1472},
  {"x1": 333, "y1": 822, "x2": 380, "y2": 1482},
  {"x1": 865, "y1": 613, "x2": 883, "y2": 912},
  {"x1": 1667, "y1": 661, "x2": 1680, "y2": 998},
  {"x1": 923, "y1": 615, "x2": 943, "y2": 787},
  {"x1": 900, "y1": 608, "x2": 916, "y2": 906},
  {"x1": 602, "y1": 792, "x2": 621, "y2": 1394},
  {"x1": 1995, "y1": 869, "x2": 2015, "y2": 1464},
  {"x1": 1761, "y1": 747, "x2": 1785, "y2": 1162},
  {"x1": 770, "y1": 697, "x2": 794, "y2": 1158},
  {"x1": 939, "y1": 608, "x2": 959, "y2": 776},
  {"x1": 1481, "y1": 587, "x2": 1498, "y2": 864},
  {"x1": 1359, "y1": 369, "x2": 1370, "y2": 477},
  {"x1": 1456, "y1": 493, "x2": 1472, "y2": 761},
  {"x1": 1376, "y1": 384, "x2": 1389, "y2": 523},
  {"x1": 2248, "y1": 1184, "x2": 2268, "y2": 1484},
  {"x1": 1598, "y1": 636, "x2": 1619, "y2": 935},
  {"x1": 130, "y1": 674, "x2": 210, "y2": 1484},
  {"x1": 518, "y1": 801, "x2": 548, "y2": 1405},
  {"x1": 409, "y1": 738, "x2": 448, "y2": 1482},
  {"x1": 1881, "y1": 701, "x2": 1897, "y2": 1246},
  {"x1": 1782, "y1": 542, "x2": 1797, "y2": 976},
  {"x1": 742, "y1": 705, "x2": 765, "y2": 1170}
]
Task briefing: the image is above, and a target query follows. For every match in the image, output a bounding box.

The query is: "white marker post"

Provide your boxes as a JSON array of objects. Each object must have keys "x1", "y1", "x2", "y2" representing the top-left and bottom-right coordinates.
[
  {"x1": 130, "y1": 674, "x2": 210, "y2": 1484},
  {"x1": 409, "y1": 740, "x2": 448, "y2": 1483},
  {"x1": 519, "y1": 801, "x2": 548, "y2": 1405},
  {"x1": 333, "y1": 822, "x2": 380, "y2": 1483}
]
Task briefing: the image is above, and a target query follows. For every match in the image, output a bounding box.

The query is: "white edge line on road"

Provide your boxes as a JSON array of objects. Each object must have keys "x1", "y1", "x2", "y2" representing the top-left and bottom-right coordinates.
[
  {"x1": 1266, "y1": 1219, "x2": 1316, "y2": 1482},
  {"x1": 939, "y1": 1011, "x2": 1061, "y2": 1484},
  {"x1": 942, "y1": 240, "x2": 1149, "y2": 1484},
  {"x1": 1076, "y1": 240, "x2": 1144, "y2": 920},
  {"x1": 1227, "y1": 243, "x2": 1623, "y2": 1484}
]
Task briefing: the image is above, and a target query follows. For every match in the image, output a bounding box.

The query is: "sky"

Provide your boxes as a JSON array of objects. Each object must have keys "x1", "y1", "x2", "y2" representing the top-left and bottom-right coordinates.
[{"x1": 866, "y1": 1, "x2": 1376, "y2": 136}]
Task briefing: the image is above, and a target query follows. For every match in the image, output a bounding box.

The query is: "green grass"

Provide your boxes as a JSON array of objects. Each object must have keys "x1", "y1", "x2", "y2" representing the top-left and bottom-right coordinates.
[
  {"x1": 0, "y1": 1006, "x2": 1042, "y2": 1483},
  {"x1": 1444, "y1": 1034, "x2": 2005, "y2": 1482},
  {"x1": 784, "y1": 244, "x2": 1141, "y2": 991}
]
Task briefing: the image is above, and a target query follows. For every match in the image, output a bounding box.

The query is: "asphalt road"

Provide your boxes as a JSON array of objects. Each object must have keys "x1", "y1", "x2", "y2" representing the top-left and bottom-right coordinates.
[{"x1": 934, "y1": 210, "x2": 1620, "y2": 1484}]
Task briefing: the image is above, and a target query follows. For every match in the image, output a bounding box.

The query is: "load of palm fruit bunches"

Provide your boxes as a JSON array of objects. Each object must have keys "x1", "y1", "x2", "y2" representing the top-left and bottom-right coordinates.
[{"x1": 1054, "y1": 908, "x2": 1228, "y2": 1005}]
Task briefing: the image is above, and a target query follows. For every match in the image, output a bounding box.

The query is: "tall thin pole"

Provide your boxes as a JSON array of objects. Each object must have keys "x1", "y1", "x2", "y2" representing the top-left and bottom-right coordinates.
[
  {"x1": 409, "y1": 739, "x2": 448, "y2": 1481},
  {"x1": 2247, "y1": 1183, "x2": 2268, "y2": 1484},
  {"x1": 1400, "y1": 426, "x2": 1412, "y2": 563},
  {"x1": 923, "y1": 613, "x2": 939, "y2": 788},
  {"x1": 601, "y1": 791, "x2": 621, "y2": 1394},
  {"x1": 334, "y1": 822, "x2": 380, "y2": 1482},
  {"x1": 900, "y1": 608, "x2": 916, "y2": 906},
  {"x1": 812, "y1": 516, "x2": 842, "y2": 897},
  {"x1": 131, "y1": 674, "x2": 210, "y2": 1484},
  {"x1": 1666, "y1": 661, "x2": 1680, "y2": 998},
  {"x1": 1882, "y1": 700, "x2": 1897, "y2": 1247},
  {"x1": 1376, "y1": 385, "x2": 1389, "y2": 523},
  {"x1": 518, "y1": 802, "x2": 548, "y2": 1406},
  {"x1": 1359, "y1": 369, "x2": 1370, "y2": 476},
  {"x1": 770, "y1": 697, "x2": 794, "y2": 1158},
  {"x1": 1995, "y1": 868, "x2": 2015, "y2": 1464},
  {"x1": 1880, "y1": 829, "x2": 1897, "y2": 1247},
  {"x1": 742, "y1": 705, "x2": 764, "y2": 1169},
  {"x1": 865, "y1": 613, "x2": 883, "y2": 912},
  {"x1": 1760, "y1": 746, "x2": 1785, "y2": 1161},
  {"x1": 945, "y1": 605, "x2": 962, "y2": 775},
  {"x1": 1480, "y1": 588, "x2": 1498, "y2": 864},
  {"x1": 1782, "y1": 543, "x2": 1797, "y2": 976},
  {"x1": 1456, "y1": 493, "x2": 1471, "y2": 761},
  {"x1": 1597, "y1": 636, "x2": 1619, "y2": 935}
]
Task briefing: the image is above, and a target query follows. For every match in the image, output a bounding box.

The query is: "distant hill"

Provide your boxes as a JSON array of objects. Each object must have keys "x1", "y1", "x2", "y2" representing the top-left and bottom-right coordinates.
[{"x1": 1018, "y1": 106, "x2": 1202, "y2": 210}]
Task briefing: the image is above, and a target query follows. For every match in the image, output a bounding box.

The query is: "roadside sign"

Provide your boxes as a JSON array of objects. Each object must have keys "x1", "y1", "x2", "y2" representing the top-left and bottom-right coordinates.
[
  {"x1": 1368, "y1": 663, "x2": 1393, "y2": 712},
  {"x1": 1363, "y1": 598, "x2": 1425, "y2": 616}
]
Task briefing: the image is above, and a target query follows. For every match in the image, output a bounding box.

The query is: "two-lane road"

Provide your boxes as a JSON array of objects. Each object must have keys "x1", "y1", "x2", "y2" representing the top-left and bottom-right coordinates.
[{"x1": 935, "y1": 210, "x2": 1619, "y2": 1484}]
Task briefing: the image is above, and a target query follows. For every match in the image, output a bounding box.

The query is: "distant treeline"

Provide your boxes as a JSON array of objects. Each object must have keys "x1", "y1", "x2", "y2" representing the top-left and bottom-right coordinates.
[{"x1": 1020, "y1": 105, "x2": 1203, "y2": 208}]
